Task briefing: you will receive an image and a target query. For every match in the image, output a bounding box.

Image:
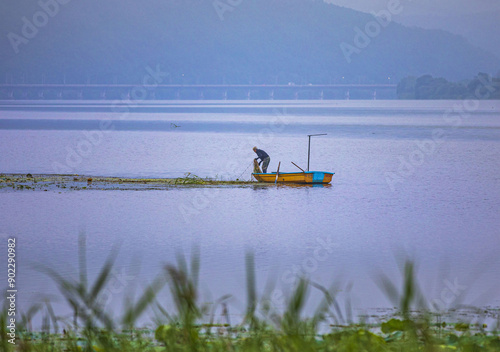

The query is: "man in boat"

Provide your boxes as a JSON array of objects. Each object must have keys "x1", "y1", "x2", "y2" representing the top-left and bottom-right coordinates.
[{"x1": 253, "y1": 147, "x2": 270, "y2": 173}]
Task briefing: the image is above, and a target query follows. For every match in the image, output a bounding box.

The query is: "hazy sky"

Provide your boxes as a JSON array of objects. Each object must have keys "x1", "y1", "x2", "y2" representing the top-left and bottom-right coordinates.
[{"x1": 324, "y1": 0, "x2": 500, "y2": 16}]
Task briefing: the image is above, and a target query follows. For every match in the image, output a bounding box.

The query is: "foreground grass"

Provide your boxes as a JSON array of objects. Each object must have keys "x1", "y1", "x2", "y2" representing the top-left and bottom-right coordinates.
[
  {"x1": 2, "y1": 241, "x2": 499, "y2": 351},
  {"x1": 4, "y1": 325, "x2": 500, "y2": 352}
]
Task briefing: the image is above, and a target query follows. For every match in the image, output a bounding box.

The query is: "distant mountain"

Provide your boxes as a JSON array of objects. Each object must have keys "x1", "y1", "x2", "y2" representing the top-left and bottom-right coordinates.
[
  {"x1": 0, "y1": 0, "x2": 498, "y2": 84},
  {"x1": 396, "y1": 10, "x2": 500, "y2": 60}
]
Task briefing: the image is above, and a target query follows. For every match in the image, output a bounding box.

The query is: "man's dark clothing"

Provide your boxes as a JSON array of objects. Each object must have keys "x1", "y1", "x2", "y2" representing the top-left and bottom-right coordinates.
[
  {"x1": 254, "y1": 149, "x2": 270, "y2": 173},
  {"x1": 254, "y1": 149, "x2": 269, "y2": 162}
]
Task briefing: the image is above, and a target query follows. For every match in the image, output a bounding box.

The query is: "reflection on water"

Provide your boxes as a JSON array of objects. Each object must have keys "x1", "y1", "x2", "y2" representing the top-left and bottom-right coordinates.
[{"x1": 275, "y1": 183, "x2": 333, "y2": 189}]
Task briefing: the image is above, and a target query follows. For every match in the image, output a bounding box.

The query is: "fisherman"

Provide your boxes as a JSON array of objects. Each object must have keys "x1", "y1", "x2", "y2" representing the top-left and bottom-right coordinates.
[{"x1": 253, "y1": 147, "x2": 270, "y2": 173}]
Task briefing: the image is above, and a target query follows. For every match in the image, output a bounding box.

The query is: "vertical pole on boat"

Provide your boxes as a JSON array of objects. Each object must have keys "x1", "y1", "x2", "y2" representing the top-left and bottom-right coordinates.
[
  {"x1": 307, "y1": 136, "x2": 311, "y2": 172},
  {"x1": 275, "y1": 161, "x2": 281, "y2": 184},
  {"x1": 307, "y1": 134, "x2": 327, "y2": 172}
]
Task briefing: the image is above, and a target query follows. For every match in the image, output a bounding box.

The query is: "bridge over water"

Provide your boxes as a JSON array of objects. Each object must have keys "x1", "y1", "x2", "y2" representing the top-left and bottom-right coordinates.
[{"x1": 0, "y1": 84, "x2": 397, "y2": 100}]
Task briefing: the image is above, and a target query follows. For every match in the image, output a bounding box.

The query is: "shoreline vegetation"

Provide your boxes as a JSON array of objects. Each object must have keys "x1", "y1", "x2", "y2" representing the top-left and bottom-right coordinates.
[
  {"x1": 0, "y1": 173, "x2": 266, "y2": 191},
  {"x1": 1, "y1": 242, "x2": 499, "y2": 351},
  {"x1": 397, "y1": 73, "x2": 500, "y2": 100}
]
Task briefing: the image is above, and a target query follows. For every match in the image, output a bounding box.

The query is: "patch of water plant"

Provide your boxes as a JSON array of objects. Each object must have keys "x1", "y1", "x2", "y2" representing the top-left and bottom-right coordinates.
[{"x1": 173, "y1": 173, "x2": 206, "y2": 185}]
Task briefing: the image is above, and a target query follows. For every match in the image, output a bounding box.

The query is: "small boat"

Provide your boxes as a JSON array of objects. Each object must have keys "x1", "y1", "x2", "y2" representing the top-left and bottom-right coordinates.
[
  {"x1": 252, "y1": 171, "x2": 334, "y2": 184},
  {"x1": 252, "y1": 134, "x2": 334, "y2": 184}
]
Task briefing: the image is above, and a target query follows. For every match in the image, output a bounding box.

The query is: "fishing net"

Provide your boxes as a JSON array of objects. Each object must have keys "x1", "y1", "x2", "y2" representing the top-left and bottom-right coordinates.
[{"x1": 253, "y1": 159, "x2": 262, "y2": 173}]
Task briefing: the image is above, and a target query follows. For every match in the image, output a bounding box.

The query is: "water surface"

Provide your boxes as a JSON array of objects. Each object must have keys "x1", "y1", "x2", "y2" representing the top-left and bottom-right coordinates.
[{"x1": 1, "y1": 100, "x2": 499, "y2": 325}]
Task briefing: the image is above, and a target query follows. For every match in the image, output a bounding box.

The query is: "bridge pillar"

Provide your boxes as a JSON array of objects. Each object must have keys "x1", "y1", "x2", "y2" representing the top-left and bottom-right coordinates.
[
  {"x1": 246, "y1": 90, "x2": 251, "y2": 100},
  {"x1": 78, "y1": 90, "x2": 83, "y2": 99},
  {"x1": 175, "y1": 90, "x2": 180, "y2": 100},
  {"x1": 100, "y1": 90, "x2": 106, "y2": 99},
  {"x1": 373, "y1": 90, "x2": 377, "y2": 100},
  {"x1": 269, "y1": 90, "x2": 274, "y2": 100},
  {"x1": 320, "y1": 90, "x2": 324, "y2": 100},
  {"x1": 345, "y1": 90, "x2": 350, "y2": 100},
  {"x1": 57, "y1": 91, "x2": 63, "y2": 99},
  {"x1": 294, "y1": 91, "x2": 299, "y2": 100},
  {"x1": 38, "y1": 91, "x2": 44, "y2": 99},
  {"x1": 223, "y1": 90, "x2": 227, "y2": 100},
  {"x1": 199, "y1": 91, "x2": 204, "y2": 100},
  {"x1": 8, "y1": 91, "x2": 14, "y2": 99}
]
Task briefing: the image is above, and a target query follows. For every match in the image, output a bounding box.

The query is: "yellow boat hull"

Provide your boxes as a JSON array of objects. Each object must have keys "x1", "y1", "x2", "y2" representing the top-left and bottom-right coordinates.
[{"x1": 252, "y1": 171, "x2": 334, "y2": 184}]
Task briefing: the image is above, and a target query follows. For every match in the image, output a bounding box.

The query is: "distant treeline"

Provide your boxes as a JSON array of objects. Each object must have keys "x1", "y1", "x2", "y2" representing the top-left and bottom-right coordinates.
[{"x1": 397, "y1": 73, "x2": 500, "y2": 99}]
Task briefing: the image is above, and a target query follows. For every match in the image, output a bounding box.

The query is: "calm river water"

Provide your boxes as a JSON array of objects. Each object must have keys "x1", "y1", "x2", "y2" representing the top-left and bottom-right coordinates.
[{"x1": 0, "y1": 100, "x2": 499, "y2": 326}]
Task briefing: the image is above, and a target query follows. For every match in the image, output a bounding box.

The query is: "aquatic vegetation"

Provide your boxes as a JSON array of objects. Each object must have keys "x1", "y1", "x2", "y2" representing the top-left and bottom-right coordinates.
[
  {"x1": 173, "y1": 173, "x2": 206, "y2": 185},
  {"x1": 0, "y1": 174, "x2": 259, "y2": 192},
  {"x1": 1, "y1": 241, "x2": 499, "y2": 351}
]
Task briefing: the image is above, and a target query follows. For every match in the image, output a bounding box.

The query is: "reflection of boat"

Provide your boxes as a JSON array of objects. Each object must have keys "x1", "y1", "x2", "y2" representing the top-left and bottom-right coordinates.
[{"x1": 252, "y1": 171, "x2": 334, "y2": 184}]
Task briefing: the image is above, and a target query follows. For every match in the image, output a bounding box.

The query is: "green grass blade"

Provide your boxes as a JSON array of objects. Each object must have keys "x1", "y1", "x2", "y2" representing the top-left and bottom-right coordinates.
[{"x1": 245, "y1": 251, "x2": 257, "y2": 325}]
